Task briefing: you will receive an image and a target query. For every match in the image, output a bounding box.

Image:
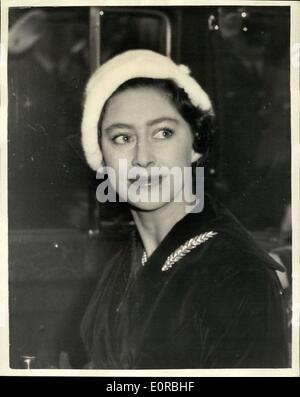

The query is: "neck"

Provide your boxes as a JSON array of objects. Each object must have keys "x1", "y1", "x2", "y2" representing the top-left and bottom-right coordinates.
[{"x1": 131, "y1": 198, "x2": 196, "y2": 258}]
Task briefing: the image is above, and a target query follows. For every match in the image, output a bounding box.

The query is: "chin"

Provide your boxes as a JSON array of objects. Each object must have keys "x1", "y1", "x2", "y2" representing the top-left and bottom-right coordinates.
[{"x1": 128, "y1": 199, "x2": 172, "y2": 212}]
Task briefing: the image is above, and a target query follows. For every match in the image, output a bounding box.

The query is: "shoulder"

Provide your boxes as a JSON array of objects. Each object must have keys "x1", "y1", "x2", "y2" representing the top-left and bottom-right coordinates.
[
  {"x1": 183, "y1": 228, "x2": 285, "y2": 330},
  {"x1": 189, "y1": 196, "x2": 284, "y2": 277},
  {"x1": 182, "y1": 211, "x2": 284, "y2": 299}
]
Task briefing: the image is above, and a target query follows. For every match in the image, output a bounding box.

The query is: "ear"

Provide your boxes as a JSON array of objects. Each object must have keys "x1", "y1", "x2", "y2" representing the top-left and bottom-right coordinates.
[{"x1": 191, "y1": 149, "x2": 202, "y2": 164}]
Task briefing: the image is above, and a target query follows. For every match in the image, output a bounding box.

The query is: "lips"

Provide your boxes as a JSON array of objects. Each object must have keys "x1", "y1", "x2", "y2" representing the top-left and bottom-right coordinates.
[{"x1": 128, "y1": 174, "x2": 165, "y2": 187}]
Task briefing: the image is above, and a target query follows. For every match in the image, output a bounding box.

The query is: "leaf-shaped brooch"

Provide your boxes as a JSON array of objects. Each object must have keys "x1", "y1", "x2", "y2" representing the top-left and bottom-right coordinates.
[{"x1": 161, "y1": 231, "x2": 218, "y2": 272}]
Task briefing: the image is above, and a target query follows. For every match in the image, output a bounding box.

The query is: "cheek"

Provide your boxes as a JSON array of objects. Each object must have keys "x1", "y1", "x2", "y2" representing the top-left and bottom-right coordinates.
[
  {"x1": 101, "y1": 141, "x2": 133, "y2": 186},
  {"x1": 101, "y1": 138, "x2": 128, "y2": 167},
  {"x1": 162, "y1": 137, "x2": 194, "y2": 166}
]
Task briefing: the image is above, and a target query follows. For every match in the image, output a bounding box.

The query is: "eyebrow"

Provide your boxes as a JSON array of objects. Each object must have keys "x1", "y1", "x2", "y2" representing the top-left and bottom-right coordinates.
[
  {"x1": 103, "y1": 117, "x2": 179, "y2": 134},
  {"x1": 103, "y1": 123, "x2": 134, "y2": 134},
  {"x1": 147, "y1": 117, "x2": 179, "y2": 127}
]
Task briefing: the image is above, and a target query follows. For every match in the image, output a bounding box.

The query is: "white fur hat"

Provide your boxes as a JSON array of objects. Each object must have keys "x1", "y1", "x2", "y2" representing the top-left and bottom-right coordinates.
[{"x1": 81, "y1": 49, "x2": 213, "y2": 171}]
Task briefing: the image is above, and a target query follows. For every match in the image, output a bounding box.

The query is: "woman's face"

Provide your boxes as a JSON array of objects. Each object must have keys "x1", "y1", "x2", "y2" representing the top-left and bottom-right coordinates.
[{"x1": 100, "y1": 86, "x2": 201, "y2": 211}]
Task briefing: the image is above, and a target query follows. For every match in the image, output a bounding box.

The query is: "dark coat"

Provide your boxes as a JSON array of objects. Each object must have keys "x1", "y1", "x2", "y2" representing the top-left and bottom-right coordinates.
[{"x1": 81, "y1": 196, "x2": 289, "y2": 369}]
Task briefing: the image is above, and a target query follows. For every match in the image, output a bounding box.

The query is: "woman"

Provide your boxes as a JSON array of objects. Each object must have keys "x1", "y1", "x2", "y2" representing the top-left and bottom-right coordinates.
[{"x1": 80, "y1": 50, "x2": 289, "y2": 369}]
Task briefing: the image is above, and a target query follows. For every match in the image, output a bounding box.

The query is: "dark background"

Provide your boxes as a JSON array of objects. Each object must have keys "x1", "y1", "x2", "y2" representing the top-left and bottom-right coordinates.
[{"x1": 7, "y1": 6, "x2": 291, "y2": 368}]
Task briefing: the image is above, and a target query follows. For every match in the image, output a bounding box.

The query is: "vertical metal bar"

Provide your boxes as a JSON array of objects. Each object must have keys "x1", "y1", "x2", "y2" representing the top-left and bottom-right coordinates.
[
  {"x1": 164, "y1": 14, "x2": 172, "y2": 58},
  {"x1": 174, "y1": 10, "x2": 182, "y2": 63},
  {"x1": 88, "y1": 7, "x2": 102, "y2": 232},
  {"x1": 207, "y1": 10, "x2": 224, "y2": 183},
  {"x1": 89, "y1": 7, "x2": 101, "y2": 72}
]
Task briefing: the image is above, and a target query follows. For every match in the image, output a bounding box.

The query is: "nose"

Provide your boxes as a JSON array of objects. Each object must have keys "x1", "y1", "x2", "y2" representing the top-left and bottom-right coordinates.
[{"x1": 132, "y1": 138, "x2": 155, "y2": 168}]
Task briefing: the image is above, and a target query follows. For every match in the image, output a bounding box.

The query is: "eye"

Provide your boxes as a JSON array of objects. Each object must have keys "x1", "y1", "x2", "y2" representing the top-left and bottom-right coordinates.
[
  {"x1": 153, "y1": 128, "x2": 174, "y2": 140},
  {"x1": 112, "y1": 134, "x2": 131, "y2": 145}
]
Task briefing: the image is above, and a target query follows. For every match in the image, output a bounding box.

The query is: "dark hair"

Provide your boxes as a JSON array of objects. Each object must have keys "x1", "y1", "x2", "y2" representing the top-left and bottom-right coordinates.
[{"x1": 98, "y1": 77, "x2": 214, "y2": 165}]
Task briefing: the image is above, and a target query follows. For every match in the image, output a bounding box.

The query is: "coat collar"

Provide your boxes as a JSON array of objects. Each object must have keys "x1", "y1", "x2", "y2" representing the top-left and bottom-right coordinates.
[{"x1": 132, "y1": 194, "x2": 285, "y2": 275}]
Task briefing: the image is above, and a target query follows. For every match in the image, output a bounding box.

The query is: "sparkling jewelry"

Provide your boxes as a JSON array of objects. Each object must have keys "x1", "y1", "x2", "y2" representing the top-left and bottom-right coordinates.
[
  {"x1": 141, "y1": 251, "x2": 148, "y2": 266},
  {"x1": 161, "y1": 231, "x2": 218, "y2": 272}
]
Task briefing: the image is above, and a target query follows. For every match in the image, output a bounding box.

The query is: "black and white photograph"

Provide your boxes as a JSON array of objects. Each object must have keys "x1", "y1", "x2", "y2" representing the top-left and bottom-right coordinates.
[{"x1": 0, "y1": 0, "x2": 299, "y2": 375}]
